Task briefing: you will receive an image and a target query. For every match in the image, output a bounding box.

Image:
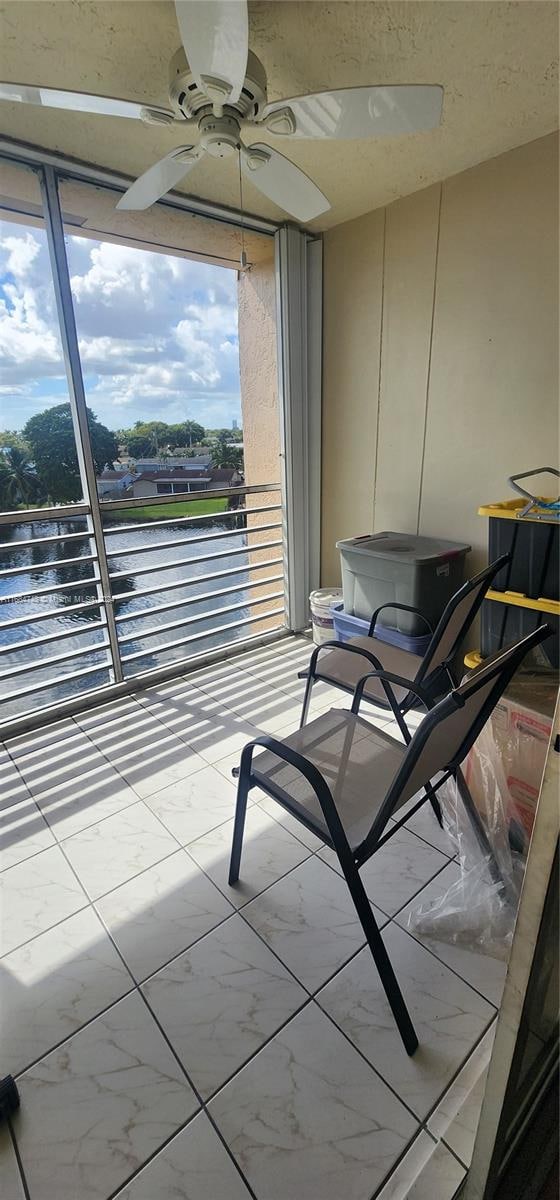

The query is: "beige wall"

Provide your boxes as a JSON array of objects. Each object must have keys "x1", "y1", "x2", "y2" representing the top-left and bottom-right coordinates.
[
  {"x1": 322, "y1": 132, "x2": 559, "y2": 585},
  {"x1": 237, "y1": 252, "x2": 285, "y2": 634}
]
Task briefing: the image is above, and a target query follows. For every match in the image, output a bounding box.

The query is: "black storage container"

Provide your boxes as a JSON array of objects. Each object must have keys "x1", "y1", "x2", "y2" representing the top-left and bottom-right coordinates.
[
  {"x1": 481, "y1": 597, "x2": 559, "y2": 669},
  {"x1": 479, "y1": 500, "x2": 559, "y2": 600}
]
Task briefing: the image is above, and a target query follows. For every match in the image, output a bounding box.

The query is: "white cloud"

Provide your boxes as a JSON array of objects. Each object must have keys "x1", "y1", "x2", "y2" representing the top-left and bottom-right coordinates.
[
  {"x1": 2, "y1": 232, "x2": 42, "y2": 277},
  {"x1": 0, "y1": 220, "x2": 242, "y2": 431}
]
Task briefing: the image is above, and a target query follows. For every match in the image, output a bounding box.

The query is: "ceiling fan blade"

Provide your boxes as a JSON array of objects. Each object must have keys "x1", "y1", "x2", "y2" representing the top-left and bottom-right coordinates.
[
  {"x1": 241, "y1": 143, "x2": 330, "y2": 223},
  {"x1": 175, "y1": 1, "x2": 248, "y2": 106},
  {"x1": 116, "y1": 147, "x2": 202, "y2": 211},
  {"x1": 262, "y1": 85, "x2": 443, "y2": 139},
  {"x1": 0, "y1": 81, "x2": 174, "y2": 122}
]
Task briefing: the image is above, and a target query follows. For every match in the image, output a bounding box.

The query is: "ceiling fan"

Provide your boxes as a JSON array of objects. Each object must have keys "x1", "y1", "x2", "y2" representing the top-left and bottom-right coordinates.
[{"x1": 0, "y1": 0, "x2": 443, "y2": 223}]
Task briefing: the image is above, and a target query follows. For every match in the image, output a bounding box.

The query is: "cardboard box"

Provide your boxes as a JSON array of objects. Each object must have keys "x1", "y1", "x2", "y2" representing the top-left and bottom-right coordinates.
[{"x1": 464, "y1": 675, "x2": 557, "y2": 845}]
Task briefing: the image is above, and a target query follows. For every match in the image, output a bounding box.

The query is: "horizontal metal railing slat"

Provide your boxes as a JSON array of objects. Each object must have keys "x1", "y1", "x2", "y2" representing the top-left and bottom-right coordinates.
[
  {"x1": 122, "y1": 606, "x2": 286, "y2": 663},
  {"x1": 100, "y1": 481, "x2": 281, "y2": 512},
  {"x1": 114, "y1": 572, "x2": 284, "y2": 625},
  {"x1": 0, "y1": 528, "x2": 91, "y2": 553},
  {"x1": 0, "y1": 551, "x2": 97, "y2": 579},
  {"x1": 5, "y1": 573, "x2": 102, "y2": 604},
  {"x1": 2, "y1": 659, "x2": 113, "y2": 703},
  {"x1": 0, "y1": 597, "x2": 103, "y2": 631},
  {"x1": 118, "y1": 590, "x2": 285, "y2": 645},
  {"x1": 2, "y1": 637, "x2": 111, "y2": 681},
  {"x1": 103, "y1": 520, "x2": 281, "y2": 560},
  {"x1": 0, "y1": 480, "x2": 287, "y2": 717},
  {"x1": 111, "y1": 555, "x2": 284, "y2": 604},
  {"x1": 0, "y1": 620, "x2": 108, "y2": 657},
  {"x1": 108, "y1": 538, "x2": 283, "y2": 582},
  {"x1": 102, "y1": 502, "x2": 282, "y2": 538}
]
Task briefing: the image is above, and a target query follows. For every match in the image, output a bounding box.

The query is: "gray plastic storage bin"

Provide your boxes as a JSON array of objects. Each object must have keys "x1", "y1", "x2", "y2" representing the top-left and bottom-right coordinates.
[{"x1": 337, "y1": 531, "x2": 471, "y2": 635}]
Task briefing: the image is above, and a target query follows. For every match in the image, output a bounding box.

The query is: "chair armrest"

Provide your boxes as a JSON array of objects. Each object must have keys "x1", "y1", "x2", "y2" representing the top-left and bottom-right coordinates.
[
  {"x1": 368, "y1": 602, "x2": 434, "y2": 640},
  {"x1": 300, "y1": 639, "x2": 385, "y2": 682},
  {"x1": 239, "y1": 734, "x2": 348, "y2": 846},
  {"x1": 351, "y1": 670, "x2": 433, "y2": 743}
]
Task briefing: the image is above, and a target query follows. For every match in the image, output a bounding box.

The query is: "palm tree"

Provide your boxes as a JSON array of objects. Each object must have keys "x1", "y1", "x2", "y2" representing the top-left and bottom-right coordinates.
[{"x1": 0, "y1": 447, "x2": 42, "y2": 510}]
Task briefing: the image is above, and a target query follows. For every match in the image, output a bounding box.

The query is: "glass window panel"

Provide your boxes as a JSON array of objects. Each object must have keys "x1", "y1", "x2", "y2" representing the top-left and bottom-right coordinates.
[
  {"x1": 0, "y1": 158, "x2": 111, "y2": 723},
  {"x1": 58, "y1": 175, "x2": 285, "y2": 672}
]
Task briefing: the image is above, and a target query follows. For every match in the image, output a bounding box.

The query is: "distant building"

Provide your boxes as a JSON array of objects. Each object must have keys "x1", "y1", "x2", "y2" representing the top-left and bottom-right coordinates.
[
  {"x1": 232, "y1": 419, "x2": 238, "y2": 430},
  {"x1": 96, "y1": 469, "x2": 134, "y2": 499},
  {"x1": 133, "y1": 455, "x2": 212, "y2": 473},
  {"x1": 131, "y1": 467, "x2": 242, "y2": 499}
]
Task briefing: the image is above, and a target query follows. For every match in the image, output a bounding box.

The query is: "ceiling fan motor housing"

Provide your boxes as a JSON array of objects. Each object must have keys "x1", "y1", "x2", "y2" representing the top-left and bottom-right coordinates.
[
  {"x1": 198, "y1": 112, "x2": 241, "y2": 158},
  {"x1": 169, "y1": 47, "x2": 268, "y2": 121}
]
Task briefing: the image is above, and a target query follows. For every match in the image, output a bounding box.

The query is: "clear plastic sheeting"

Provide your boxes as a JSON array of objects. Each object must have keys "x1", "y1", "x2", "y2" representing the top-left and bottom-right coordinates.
[{"x1": 407, "y1": 664, "x2": 558, "y2": 961}]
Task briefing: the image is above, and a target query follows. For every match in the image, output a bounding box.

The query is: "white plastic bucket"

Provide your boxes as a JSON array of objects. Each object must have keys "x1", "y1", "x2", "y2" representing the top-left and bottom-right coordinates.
[{"x1": 309, "y1": 588, "x2": 343, "y2": 645}]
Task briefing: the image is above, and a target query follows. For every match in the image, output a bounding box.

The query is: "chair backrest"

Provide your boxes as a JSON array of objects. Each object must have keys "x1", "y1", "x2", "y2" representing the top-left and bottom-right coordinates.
[
  {"x1": 416, "y1": 554, "x2": 511, "y2": 687},
  {"x1": 364, "y1": 625, "x2": 552, "y2": 850}
]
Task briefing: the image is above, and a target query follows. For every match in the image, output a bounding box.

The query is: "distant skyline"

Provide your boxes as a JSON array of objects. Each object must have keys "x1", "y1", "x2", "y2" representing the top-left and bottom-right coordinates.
[{"x1": 0, "y1": 219, "x2": 242, "y2": 434}]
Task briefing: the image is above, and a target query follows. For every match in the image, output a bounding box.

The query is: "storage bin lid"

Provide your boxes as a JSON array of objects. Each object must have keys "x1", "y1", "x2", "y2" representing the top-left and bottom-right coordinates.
[{"x1": 336, "y1": 531, "x2": 471, "y2": 563}]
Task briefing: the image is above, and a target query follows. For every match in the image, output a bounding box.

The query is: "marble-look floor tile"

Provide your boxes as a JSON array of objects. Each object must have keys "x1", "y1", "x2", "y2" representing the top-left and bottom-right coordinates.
[
  {"x1": 393, "y1": 801, "x2": 458, "y2": 859},
  {"x1": 0, "y1": 750, "x2": 34, "y2": 809},
  {"x1": 13, "y1": 732, "x2": 106, "y2": 798},
  {"x1": 187, "y1": 804, "x2": 310, "y2": 908},
  {"x1": 5, "y1": 719, "x2": 78, "y2": 760},
  {"x1": 318, "y1": 923, "x2": 494, "y2": 1121},
  {"x1": 84, "y1": 709, "x2": 205, "y2": 798},
  {"x1": 0, "y1": 908, "x2": 133, "y2": 1076},
  {"x1": 62, "y1": 802, "x2": 179, "y2": 900},
  {"x1": 0, "y1": 1124, "x2": 25, "y2": 1200},
  {"x1": 75, "y1": 697, "x2": 147, "y2": 733},
  {"x1": 428, "y1": 1023, "x2": 496, "y2": 1167},
  {"x1": 244, "y1": 855, "x2": 384, "y2": 993},
  {"x1": 0, "y1": 760, "x2": 56, "y2": 870},
  {"x1": 34, "y1": 760, "x2": 140, "y2": 840},
  {"x1": 96, "y1": 850, "x2": 233, "y2": 982},
  {"x1": 145, "y1": 765, "x2": 241, "y2": 845},
  {"x1": 375, "y1": 1131, "x2": 466, "y2": 1200},
  {"x1": 256, "y1": 793, "x2": 324, "y2": 850},
  {"x1": 114, "y1": 1112, "x2": 252, "y2": 1199},
  {"x1": 319, "y1": 827, "x2": 448, "y2": 917},
  {"x1": 143, "y1": 913, "x2": 306, "y2": 1099},
  {"x1": 209, "y1": 1001, "x2": 418, "y2": 1200},
  {"x1": 0, "y1": 845, "x2": 87, "y2": 957},
  {"x1": 15, "y1": 991, "x2": 198, "y2": 1200},
  {"x1": 397, "y1": 862, "x2": 507, "y2": 1006},
  {"x1": 189, "y1": 716, "x2": 261, "y2": 767}
]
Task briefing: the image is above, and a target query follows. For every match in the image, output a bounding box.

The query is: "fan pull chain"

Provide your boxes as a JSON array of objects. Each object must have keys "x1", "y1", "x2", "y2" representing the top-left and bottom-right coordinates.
[{"x1": 237, "y1": 148, "x2": 247, "y2": 271}]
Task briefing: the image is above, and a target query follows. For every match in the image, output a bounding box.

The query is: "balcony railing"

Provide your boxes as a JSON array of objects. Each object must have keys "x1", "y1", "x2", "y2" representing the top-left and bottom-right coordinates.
[{"x1": 0, "y1": 482, "x2": 287, "y2": 730}]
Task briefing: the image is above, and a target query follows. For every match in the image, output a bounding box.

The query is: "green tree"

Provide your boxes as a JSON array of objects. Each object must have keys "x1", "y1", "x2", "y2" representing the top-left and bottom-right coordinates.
[
  {"x1": 0, "y1": 447, "x2": 43, "y2": 511},
  {"x1": 168, "y1": 420, "x2": 205, "y2": 448},
  {"x1": 211, "y1": 433, "x2": 244, "y2": 471},
  {"x1": 0, "y1": 430, "x2": 32, "y2": 455},
  {"x1": 23, "y1": 403, "x2": 118, "y2": 503}
]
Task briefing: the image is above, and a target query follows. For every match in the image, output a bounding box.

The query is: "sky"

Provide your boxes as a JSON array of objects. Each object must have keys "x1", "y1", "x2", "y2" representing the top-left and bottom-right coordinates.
[{"x1": 0, "y1": 217, "x2": 242, "y2": 434}]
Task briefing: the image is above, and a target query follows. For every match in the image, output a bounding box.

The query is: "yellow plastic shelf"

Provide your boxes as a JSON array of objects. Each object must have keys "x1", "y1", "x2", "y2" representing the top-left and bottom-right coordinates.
[
  {"x1": 464, "y1": 649, "x2": 483, "y2": 670},
  {"x1": 478, "y1": 498, "x2": 559, "y2": 524},
  {"x1": 485, "y1": 588, "x2": 560, "y2": 617}
]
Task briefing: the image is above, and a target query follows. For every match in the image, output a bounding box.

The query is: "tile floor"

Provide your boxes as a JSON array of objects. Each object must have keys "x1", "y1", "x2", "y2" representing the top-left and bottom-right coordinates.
[{"x1": 0, "y1": 635, "x2": 505, "y2": 1200}]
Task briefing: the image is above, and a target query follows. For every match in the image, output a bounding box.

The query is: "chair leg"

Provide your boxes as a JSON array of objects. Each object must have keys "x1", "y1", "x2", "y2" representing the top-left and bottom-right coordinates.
[
  {"x1": 454, "y1": 769, "x2": 513, "y2": 903},
  {"x1": 339, "y1": 853, "x2": 418, "y2": 1056},
  {"x1": 228, "y1": 765, "x2": 251, "y2": 885},
  {"x1": 299, "y1": 669, "x2": 315, "y2": 728},
  {"x1": 425, "y1": 783, "x2": 444, "y2": 828}
]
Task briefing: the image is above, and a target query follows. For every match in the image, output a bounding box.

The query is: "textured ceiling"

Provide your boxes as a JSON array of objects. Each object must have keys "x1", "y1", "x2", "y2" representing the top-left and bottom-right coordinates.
[{"x1": 0, "y1": 0, "x2": 558, "y2": 231}]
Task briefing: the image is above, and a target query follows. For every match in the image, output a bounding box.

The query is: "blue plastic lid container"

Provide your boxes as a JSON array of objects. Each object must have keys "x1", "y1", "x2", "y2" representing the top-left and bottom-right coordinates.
[{"x1": 331, "y1": 604, "x2": 432, "y2": 657}]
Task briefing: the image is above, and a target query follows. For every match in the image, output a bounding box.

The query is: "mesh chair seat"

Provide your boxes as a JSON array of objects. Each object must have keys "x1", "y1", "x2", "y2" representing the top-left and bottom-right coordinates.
[
  {"x1": 252, "y1": 707, "x2": 406, "y2": 850},
  {"x1": 315, "y1": 636, "x2": 424, "y2": 706}
]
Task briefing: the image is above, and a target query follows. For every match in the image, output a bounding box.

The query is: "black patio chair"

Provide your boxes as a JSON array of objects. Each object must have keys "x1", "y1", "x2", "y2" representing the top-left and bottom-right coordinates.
[
  {"x1": 228, "y1": 626, "x2": 550, "y2": 1057},
  {"x1": 297, "y1": 554, "x2": 511, "y2": 727}
]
